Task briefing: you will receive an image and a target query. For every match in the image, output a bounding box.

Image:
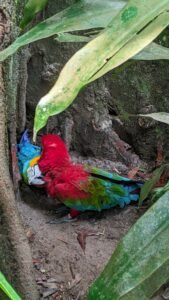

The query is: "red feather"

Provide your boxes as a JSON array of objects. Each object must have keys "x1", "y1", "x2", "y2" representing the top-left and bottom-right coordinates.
[
  {"x1": 38, "y1": 134, "x2": 70, "y2": 173},
  {"x1": 38, "y1": 134, "x2": 90, "y2": 200}
]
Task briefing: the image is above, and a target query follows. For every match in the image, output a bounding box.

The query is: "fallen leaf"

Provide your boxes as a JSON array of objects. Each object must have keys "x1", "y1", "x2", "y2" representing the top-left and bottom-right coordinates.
[
  {"x1": 26, "y1": 229, "x2": 35, "y2": 242},
  {"x1": 69, "y1": 273, "x2": 82, "y2": 289},
  {"x1": 32, "y1": 258, "x2": 41, "y2": 264},
  {"x1": 162, "y1": 287, "x2": 169, "y2": 299},
  {"x1": 42, "y1": 288, "x2": 59, "y2": 298},
  {"x1": 156, "y1": 168, "x2": 169, "y2": 187},
  {"x1": 76, "y1": 229, "x2": 105, "y2": 251},
  {"x1": 52, "y1": 293, "x2": 62, "y2": 300},
  {"x1": 137, "y1": 171, "x2": 149, "y2": 180},
  {"x1": 47, "y1": 278, "x2": 57, "y2": 283},
  {"x1": 36, "y1": 280, "x2": 47, "y2": 288},
  {"x1": 47, "y1": 283, "x2": 58, "y2": 289},
  {"x1": 116, "y1": 140, "x2": 130, "y2": 154},
  {"x1": 32, "y1": 258, "x2": 41, "y2": 270},
  {"x1": 156, "y1": 142, "x2": 164, "y2": 166},
  {"x1": 128, "y1": 167, "x2": 139, "y2": 179},
  {"x1": 77, "y1": 231, "x2": 87, "y2": 251},
  {"x1": 69, "y1": 262, "x2": 75, "y2": 279}
]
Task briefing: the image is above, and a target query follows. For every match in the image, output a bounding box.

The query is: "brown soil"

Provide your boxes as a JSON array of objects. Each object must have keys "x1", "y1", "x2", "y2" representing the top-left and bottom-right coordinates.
[{"x1": 19, "y1": 191, "x2": 141, "y2": 300}]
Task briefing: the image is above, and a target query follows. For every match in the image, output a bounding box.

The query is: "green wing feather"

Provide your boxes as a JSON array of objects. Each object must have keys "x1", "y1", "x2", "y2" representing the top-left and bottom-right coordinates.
[{"x1": 64, "y1": 176, "x2": 127, "y2": 211}]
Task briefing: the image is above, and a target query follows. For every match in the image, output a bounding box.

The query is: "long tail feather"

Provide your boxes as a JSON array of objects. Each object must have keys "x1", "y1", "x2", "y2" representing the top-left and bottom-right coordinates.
[{"x1": 86, "y1": 166, "x2": 143, "y2": 184}]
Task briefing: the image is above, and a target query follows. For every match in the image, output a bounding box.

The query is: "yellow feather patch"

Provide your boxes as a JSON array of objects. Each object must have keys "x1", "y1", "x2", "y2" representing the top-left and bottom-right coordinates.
[{"x1": 30, "y1": 156, "x2": 40, "y2": 167}]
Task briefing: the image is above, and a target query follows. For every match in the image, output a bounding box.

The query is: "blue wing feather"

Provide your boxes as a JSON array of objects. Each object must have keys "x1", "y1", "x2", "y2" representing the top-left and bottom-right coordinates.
[{"x1": 17, "y1": 130, "x2": 41, "y2": 173}]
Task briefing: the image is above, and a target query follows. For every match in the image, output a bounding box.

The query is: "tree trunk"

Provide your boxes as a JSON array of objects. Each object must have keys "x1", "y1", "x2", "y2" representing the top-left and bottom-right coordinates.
[{"x1": 0, "y1": 1, "x2": 38, "y2": 299}]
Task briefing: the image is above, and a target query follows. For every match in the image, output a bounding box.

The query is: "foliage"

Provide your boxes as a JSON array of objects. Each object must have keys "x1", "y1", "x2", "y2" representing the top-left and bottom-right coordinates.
[
  {"x1": 2, "y1": 1, "x2": 169, "y2": 299},
  {"x1": 151, "y1": 182, "x2": 169, "y2": 203},
  {"x1": 139, "y1": 112, "x2": 169, "y2": 126},
  {"x1": 0, "y1": 272, "x2": 21, "y2": 300},
  {"x1": 1, "y1": 0, "x2": 169, "y2": 63},
  {"x1": 139, "y1": 164, "x2": 169, "y2": 205},
  {"x1": 32, "y1": 0, "x2": 169, "y2": 139},
  {"x1": 20, "y1": 0, "x2": 49, "y2": 29},
  {"x1": 88, "y1": 190, "x2": 169, "y2": 300},
  {"x1": 1, "y1": 1, "x2": 169, "y2": 138},
  {"x1": 0, "y1": 0, "x2": 126, "y2": 61}
]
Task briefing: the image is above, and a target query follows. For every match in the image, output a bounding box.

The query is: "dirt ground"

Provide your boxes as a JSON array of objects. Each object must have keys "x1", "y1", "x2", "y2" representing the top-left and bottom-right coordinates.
[{"x1": 17, "y1": 155, "x2": 167, "y2": 300}]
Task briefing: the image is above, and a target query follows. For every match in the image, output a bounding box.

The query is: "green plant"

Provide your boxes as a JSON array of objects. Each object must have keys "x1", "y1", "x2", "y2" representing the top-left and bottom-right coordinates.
[
  {"x1": 32, "y1": 0, "x2": 169, "y2": 139},
  {"x1": 0, "y1": 271, "x2": 21, "y2": 300},
  {"x1": 2, "y1": 1, "x2": 169, "y2": 299},
  {"x1": 20, "y1": 0, "x2": 49, "y2": 29},
  {"x1": 1, "y1": 0, "x2": 169, "y2": 140},
  {"x1": 88, "y1": 190, "x2": 169, "y2": 300}
]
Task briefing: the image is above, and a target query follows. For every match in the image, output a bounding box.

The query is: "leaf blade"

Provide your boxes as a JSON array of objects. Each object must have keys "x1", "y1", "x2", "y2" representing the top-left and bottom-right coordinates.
[
  {"x1": 139, "y1": 112, "x2": 169, "y2": 125},
  {"x1": 88, "y1": 191, "x2": 169, "y2": 299},
  {"x1": 0, "y1": 0, "x2": 126, "y2": 62},
  {"x1": 139, "y1": 165, "x2": 168, "y2": 205},
  {"x1": 20, "y1": 0, "x2": 49, "y2": 29},
  {"x1": 88, "y1": 11, "x2": 169, "y2": 82},
  {"x1": 33, "y1": 0, "x2": 169, "y2": 138},
  {"x1": 0, "y1": 272, "x2": 22, "y2": 300},
  {"x1": 134, "y1": 42, "x2": 169, "y2": 60}
]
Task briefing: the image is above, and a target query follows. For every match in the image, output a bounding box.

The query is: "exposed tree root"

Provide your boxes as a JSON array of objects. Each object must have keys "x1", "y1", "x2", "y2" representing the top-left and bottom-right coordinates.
[
  {"x1": 0, "y1": 1, "x2": 39, "y2": 297},
  {"x1": 0, "y1": 63, "x2": 39, "y2": 299}
]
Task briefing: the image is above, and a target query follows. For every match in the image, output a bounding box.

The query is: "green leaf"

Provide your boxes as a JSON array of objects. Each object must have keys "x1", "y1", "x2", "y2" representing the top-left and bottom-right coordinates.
[
  {"x1": 1, "y1": 0, "x2": 169, "y2": 62},
  {"x1": 55, "y1": 32, "x2": 91, "y2": 43},
  {"x1": 55, "y1": 34, "x2": 169, "y2": 60},
  {"x1": 139, "y1": 112, "x2": 169, "y2": 125},
  {"x1": 88, "y1": 190, "x2": 169, "y2": 300},
  {"x1": 0, "y1": 0, "x2": 126, "y2": 62},
  {"x1": 33, "y1": 0, "x2": 169, "y2": 139},
  {"x1": 151, "y1": 182, "x2": 169, "y2": 204},
  {"x1": 55, "y1": 33, "x2": 169, "y2": 61},
  {"x1": 139, "y1": 165, "x2": 169, "y2": 205},
  {"x1": 0, "y1": 272, "x2": 22, "y2": 300},
  {"x1": 87, "y1": 11, "x2": 169, "y2": 82},
  {"x1": 134, "y1": 42, "x2": 169, "y2": 60},
  {"x1": 20, "y1": 0, "x2": 48, "y2": 29}
]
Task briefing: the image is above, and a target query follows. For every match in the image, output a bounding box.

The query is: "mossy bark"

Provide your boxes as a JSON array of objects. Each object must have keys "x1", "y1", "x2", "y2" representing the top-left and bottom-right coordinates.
[{"x1": 0, "y1": 1, "x2": 38, "y2": 299}]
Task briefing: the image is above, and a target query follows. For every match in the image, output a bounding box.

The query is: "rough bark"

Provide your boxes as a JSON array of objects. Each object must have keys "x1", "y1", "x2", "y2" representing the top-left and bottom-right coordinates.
[{"x1": 0, "y1": 1, "x2": 38, "y2": 299}]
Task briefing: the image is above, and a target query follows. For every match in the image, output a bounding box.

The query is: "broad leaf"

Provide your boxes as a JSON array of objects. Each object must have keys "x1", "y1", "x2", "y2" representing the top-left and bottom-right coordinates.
[
  {"x1": 0, "y1": 0, "x2": 126, "y2": 62},
  {"x1": 33, "y1": 0, "x2": 169, "y2": 139},
  {"x1": 55, "y1": 32, "x2": 91, "y2": 43},
  {"x1": 55, "y1": 34, "x2": 169, "y2": 61},
  {"x1": 88, "y1": 190, "x2": 169, "y2": 300},
  {"x1": 0, "y1": 272, "x2": 21, "y2": 300},
  {"x1": 139, "y1": 165, "x2": 169, "y2": 205},
  {"x1": 139, "y1": 112, "x2": 169, "y2": 125},
  {"x1": 134, "y1": 42, "x2": 169, "y2": 60},
  {"x1": 151, "y1": 182, "x2": 169, "y2": 204},
  {"x1": 1, "y1": 0, "x2": 169, "y2": 63},
  {"x1": 88, "y1": 11, "x2": 169, "y2": 82},
  {"x1": 20, "y1": 0, "x2": 49, "y2": 29}
]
